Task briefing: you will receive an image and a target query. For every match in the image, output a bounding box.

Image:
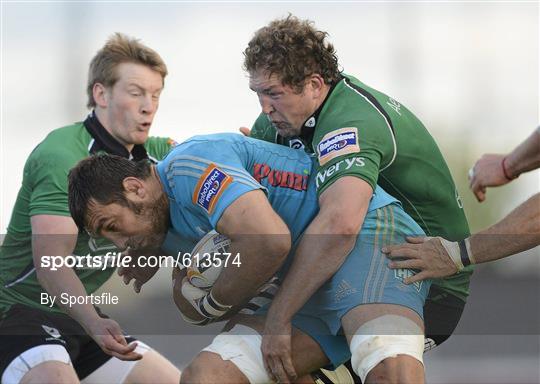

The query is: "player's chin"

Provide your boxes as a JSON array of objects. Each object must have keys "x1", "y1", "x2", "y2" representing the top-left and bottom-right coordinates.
[
  {"x1": 275, "y1": 126, "x2": 292, "y2": 138},
  {"x1": 273, "y1": 123, "x2": 296, "y2": 138},
  {"x1": 132, "y1": 130, "x2": 150, "y2": 144}
]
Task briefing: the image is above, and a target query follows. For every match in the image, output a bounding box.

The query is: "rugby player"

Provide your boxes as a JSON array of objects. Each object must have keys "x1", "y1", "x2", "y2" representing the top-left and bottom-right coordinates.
[
  {"x1": 67, "y1": 133, "x2": 432, "y2": 384},
  {"x1": 0, "y1": 34, "x2": 180, "y2": 383},
  {"x1": 384, "y1": 126, "x2": 540, "y2": 281},
  {"x1": 238, "y1": 15, "x2": 475, "y2": 381}
]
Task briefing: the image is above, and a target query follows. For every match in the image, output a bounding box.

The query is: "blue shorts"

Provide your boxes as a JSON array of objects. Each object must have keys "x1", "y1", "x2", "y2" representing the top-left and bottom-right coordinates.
[{"x1": 260, "y1": 204, "x2": 431, "y2": 368}]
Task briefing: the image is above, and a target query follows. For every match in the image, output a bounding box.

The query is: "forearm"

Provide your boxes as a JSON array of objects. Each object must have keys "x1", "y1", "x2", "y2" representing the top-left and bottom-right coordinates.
[
  {"x1": 267, "y1": 219, "x2": 357, "y2": 323},
  {"x1": 469, "y1": 193, "x2": 540, "y2": 263},
  {"x1": 211, "y1": 235, "x2": 290, "y2": 307},
  {"x1": 505, "y1": 127, "x2": 540, "y2": 178},
  {"x1": 267, "y1": 177, "x2": 371, "y2": 322},
  {"x1": 31, "y1": 215, "x2": 100, "y2": 327}
]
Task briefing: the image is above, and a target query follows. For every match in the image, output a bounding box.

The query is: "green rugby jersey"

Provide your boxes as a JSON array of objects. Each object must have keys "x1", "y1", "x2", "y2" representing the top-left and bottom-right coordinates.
[
  {"x1": 0, "y1": 113, "x2": 174, "y2": 317},
  {"x1": 251, "y1": 74, "x2": 473, "y2": 301}
]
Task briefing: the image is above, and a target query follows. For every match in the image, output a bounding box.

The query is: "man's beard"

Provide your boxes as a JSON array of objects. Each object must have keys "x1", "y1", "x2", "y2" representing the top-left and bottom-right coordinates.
[
  {"x1": 129, "y1": 193, "x2": 170, "y2": 250},
  {"x1": 270, "y1": 120, "x2": 300, "y2": 138}
]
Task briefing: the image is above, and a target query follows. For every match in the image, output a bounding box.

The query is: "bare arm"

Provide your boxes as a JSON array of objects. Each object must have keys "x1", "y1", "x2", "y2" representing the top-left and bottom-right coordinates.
[
  {"x1": 174, "y1": 190, "x2": 291, "y2": 324},
  {"x1": 468, "y1": 192, "x2": 540, "y2": 262},
  {"x1": 265, "y1": 177, "x2": 371, "y2": 323},
  {"x1": 32, "y1": 215, "x2": 141, "y2": 360},
  {"x1": 504, "y1": 127, "x2": 540, "y2": 178},
  {"x1": 212, "y1": 190, "x2": 291, "y2": 307},
  {"x1": 384, "y1": 193, "x2": 540, "y2": 283},
  {"x1": 470, "y1": 127, "x2": 540, "y2": 202},
  {"x1": 261, "y1": 177, "x2": 372, "y2": 382}
]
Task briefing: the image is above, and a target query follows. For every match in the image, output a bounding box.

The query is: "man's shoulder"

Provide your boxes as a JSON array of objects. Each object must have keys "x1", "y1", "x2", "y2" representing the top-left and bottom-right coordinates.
[
  {"x1": 33, "y1": 122, "x2": 88, "y2": 154},
  {"x1": 315, "y1": 74, "x2": 398, "y2": 144},
  {"x1": 323, "y1": 74, "x2": 391, "y2": 121},
  {"x1": 27, "y1": 122, "x2": 90, "y2": 168}
]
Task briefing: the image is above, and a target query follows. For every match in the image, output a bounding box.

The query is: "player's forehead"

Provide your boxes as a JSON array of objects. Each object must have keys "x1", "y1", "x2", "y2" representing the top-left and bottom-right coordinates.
[
  {"x1": 114, "y1": 62, "x2": 164, "y2": 93},
  {"x1": 249, "y1": 69, "x2": 284, "y2": 92}
]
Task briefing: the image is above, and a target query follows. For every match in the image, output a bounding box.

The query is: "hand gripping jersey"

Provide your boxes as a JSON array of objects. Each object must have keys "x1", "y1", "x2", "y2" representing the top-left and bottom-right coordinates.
[
  {"x1": 250, "y1": 74, "x2": 472, "y2": 301},
  {"x1": 157, "y1": 133, "x2": 398, "y2": 260},
  {"x1": 0, "y1": 114, "x2": 174, "y2": 317}
]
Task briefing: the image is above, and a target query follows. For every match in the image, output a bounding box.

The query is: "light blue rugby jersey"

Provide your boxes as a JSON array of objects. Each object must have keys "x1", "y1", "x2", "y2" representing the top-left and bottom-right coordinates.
[{"x1": 157, "y1": 133, "x2": 398, "y2": 254}]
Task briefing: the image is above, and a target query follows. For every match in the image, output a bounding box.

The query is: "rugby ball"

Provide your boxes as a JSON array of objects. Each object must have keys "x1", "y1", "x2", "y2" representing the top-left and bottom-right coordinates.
[{"x1": 187, "y1": 230, "x2": 231, "y2": 290}]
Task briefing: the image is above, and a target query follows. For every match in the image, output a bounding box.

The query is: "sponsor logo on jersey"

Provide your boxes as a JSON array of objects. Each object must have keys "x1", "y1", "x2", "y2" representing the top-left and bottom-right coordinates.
[
  {"x1": 315, "y1": 157, "x2": 366, "y2": 189},
  {"x1": 193, "y1": 164, "x2": 233, "y2": 214},
  {"x1": 394, "y1": 268, "x2": 423, "y2": 292},
  {"x1": 317, "y1": 127, "x2": 360, "y2": 165},
  {"x1": 253, "y1": 163, "x2": 309, "y2": 191}
]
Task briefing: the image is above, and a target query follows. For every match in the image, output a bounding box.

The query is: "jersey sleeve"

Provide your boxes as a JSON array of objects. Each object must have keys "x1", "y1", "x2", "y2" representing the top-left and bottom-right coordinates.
[
  {"x1": 26, "y1": 148, "x2": 74, "y2": 217},
  {"x1": 165, "y1": 152, "x2": 267, "y2": 228},
  {"x1": 250, "y1": 113, "x2": 278, "y2": 143},
  {"x1": 145, "y1": 136, "x2": 177, "y2": 160},
  {"x1": 313, "y1": 119, "x2": 394, "y2": 196}
]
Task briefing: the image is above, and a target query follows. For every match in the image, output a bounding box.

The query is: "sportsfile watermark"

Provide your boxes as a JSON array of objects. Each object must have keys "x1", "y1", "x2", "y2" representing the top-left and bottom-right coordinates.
[
  {"x1": 3, "y1": 233, "x2": 537, "y2": 336},
  {"x1": 40, "y1": 251, "x2": 242, "y2": 271}
]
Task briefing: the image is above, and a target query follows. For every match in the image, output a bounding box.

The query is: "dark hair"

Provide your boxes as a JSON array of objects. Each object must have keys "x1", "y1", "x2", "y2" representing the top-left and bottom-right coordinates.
[
  {"x1": 243, "y1": 15, "x2": 341, "y2": 91},
  {"x1": 86, "y1": 32, "x2": 168, "y2": 108},
  {"x1": 68, "y1": 154, "x2": 152, "y2": 232}
]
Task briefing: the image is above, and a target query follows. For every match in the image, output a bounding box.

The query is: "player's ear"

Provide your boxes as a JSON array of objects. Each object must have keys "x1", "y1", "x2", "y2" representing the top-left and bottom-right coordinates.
[
  {"x1": 93, "y1": 83, "x2": 108, "y2": 108},
  {"x1": 122, "y1": 177, "x2": 146, "y2": 202},
  {"x1": 307, "y1": 74, "x2": 325, "y2": 98}
]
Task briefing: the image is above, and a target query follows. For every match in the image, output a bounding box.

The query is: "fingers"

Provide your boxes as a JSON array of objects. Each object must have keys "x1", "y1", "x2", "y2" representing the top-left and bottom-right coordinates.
[
  {"x1": 388, "y1": 259, "x2": 423, "y2": 270},
  {"x1": 123, "y1": 273, "x2": 133, "y2": 285},
  {"x1": 239, "y1": 127, "x2": 251, "y2": 137},
  {"x1": 404, "y1": 271, "x2": 431, "y2": 285},
  {"x1": 262, "y1": 349, "x2": 274, "y2": 381},
  {"x1": 267, "y1": 357, "x2": 291, "y2": 384},
  {"x1": 134, "y1": 279, "x2": 143, "y2": 293},
  {"x1": 405, "y1": 236, "x2": 429, "y2": 244},
  {"x1": 262, "y1": 334, "x2": 295, "y2": 383},
  {"x1": 475, "y1": 187, "x2": 486, "y2": 202},
  {"x1": 104, "y1": 339, "x2": 142, "y2": 361},
  {"x1": 181, "y1": 277, "x2": 207, "y2": 300},
  {"x1": 471, "y1": 178, "x2": 485, "y2": 202},
  {"x1": 281, "y1": 355, "x2": 297, "y2": 382},
  {"x1": 102, "y1": 333, "x2": 142, "y2": 361},
  {"x1": 382, "y1": 245, "x2": 418, "y2": 260}
]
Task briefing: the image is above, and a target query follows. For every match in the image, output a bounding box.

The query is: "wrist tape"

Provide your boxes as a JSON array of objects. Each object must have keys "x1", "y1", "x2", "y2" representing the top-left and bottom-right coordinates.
[{"x1": 439, "y1": 237, "x2": 475, "y2": 271}]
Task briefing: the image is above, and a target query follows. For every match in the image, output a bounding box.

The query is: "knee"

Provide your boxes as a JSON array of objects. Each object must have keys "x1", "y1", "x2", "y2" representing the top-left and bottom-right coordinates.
[
  {"x1": 180, "y1": 354, "x2": 229, "y2": 384},
  {"x1": 180, "y1": 358, "x2": 209, "y2": 384},
  {"x1": 365, "y1": 355, "x2": 423, "y2": 384},
  {"x1": 179, "y1": 363, "x2": 197, "y2": 384},
  {"x1": 124, "y1": 348, "x2": 181, "y2": 384},
  {"x1": 19, "y1": 362, "x2": 79, "y2": 384}
]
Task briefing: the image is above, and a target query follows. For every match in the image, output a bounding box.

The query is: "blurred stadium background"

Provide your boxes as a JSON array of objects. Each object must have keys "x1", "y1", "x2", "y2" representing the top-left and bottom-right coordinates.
[{"x1": 1, "y1": 2, "x2": 538, "y2": 383}]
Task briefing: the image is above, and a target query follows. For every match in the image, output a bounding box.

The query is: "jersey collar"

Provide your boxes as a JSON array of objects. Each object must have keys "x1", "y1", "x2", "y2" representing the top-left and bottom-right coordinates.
[
  {"x1": 298, "y1": 76, "x2": 343, "y2": 143},
  {"x1": 83, "y1": 111, "x2": 149, "y2": 161}
]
